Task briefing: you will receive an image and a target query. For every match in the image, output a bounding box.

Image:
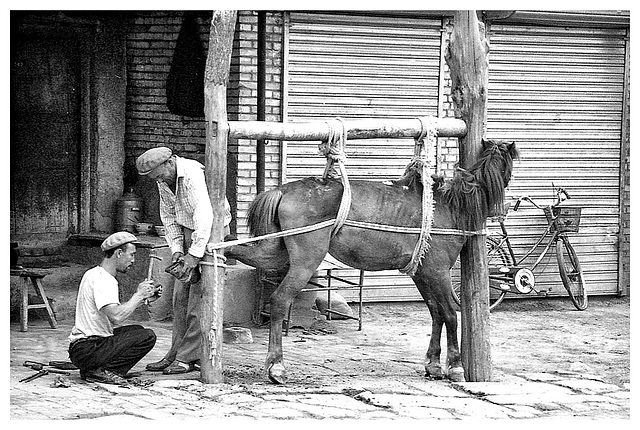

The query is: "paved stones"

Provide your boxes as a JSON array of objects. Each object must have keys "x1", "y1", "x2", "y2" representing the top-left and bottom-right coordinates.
[{"x1": 9, "y1": 305, "x2": 630, "y2": 420}]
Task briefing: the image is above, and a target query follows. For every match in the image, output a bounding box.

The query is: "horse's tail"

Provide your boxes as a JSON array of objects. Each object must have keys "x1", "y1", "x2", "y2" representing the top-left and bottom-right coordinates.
[{"x1": 247, "y1": 188, "x2": 283, "y2": 237}]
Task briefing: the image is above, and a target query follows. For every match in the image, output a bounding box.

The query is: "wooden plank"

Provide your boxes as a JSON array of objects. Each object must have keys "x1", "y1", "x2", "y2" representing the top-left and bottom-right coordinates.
[{"x1": 229, "y1": 117, "x2": 466, "y2": 141}]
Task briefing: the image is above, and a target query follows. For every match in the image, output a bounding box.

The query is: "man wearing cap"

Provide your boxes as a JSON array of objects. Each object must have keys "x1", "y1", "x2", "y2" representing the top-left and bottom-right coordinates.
[
  {"x1": 68, "y1": 232, "x2": 160, "y2": 385},
  {"x1": 136, "y1": 146, "x2": 231, "y2": 375}
]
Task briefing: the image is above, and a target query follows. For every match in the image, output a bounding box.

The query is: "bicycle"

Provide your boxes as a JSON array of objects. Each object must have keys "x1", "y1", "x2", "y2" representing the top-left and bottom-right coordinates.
[{"x1": 451, "y1": 184, "x2": 588, "y2": 311}]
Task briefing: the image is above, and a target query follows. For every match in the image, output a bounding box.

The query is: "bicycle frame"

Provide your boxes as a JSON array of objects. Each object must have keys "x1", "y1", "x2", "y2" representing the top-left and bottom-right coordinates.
[{"x1": 494, "y1": 216, "x2": 560, "y2": 272}]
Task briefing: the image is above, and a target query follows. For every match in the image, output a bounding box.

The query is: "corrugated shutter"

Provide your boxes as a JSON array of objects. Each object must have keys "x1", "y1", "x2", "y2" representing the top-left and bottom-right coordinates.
[
  {"x1": 486, "y1": 24, "x2": 627, "y2": 296},
  {"x1": 285, "y1": 12, "x2": 444, "y2": 301}
]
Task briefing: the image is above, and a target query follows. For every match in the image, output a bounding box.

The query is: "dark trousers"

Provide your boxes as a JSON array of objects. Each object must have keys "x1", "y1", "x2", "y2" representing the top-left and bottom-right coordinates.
[{"x1": 69, "y1": 325, "x2": 156, "y2": 376}]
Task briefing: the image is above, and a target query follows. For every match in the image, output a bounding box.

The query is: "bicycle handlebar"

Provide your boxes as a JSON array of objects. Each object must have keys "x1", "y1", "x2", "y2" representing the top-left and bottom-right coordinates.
[{"x1": 513, "y1": 186, "x2": 571, "y2": 212}]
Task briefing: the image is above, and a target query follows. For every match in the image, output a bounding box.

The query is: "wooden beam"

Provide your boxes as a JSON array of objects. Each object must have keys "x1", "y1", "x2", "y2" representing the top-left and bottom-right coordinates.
[
  {"x1": 201, "y1": 10, "x2": 237, "y2": 384},
  {"x1": 228, "y1": 117, "x2": 466, "y2": 141},
  {"x1": 446, "y1": 10, "x2": 492, "y2": 382}
]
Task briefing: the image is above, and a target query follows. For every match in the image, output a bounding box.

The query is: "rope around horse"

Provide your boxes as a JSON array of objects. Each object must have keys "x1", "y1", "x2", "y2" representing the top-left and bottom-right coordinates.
[{"x1": 206, "y1": 219, "x2": 486, "y2": 253}]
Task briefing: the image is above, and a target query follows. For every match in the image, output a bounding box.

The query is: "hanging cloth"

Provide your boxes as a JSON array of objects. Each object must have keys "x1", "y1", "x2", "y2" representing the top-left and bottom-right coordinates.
[{"x1": 166, "y1": 13, "x2": 206, "y2": 117}]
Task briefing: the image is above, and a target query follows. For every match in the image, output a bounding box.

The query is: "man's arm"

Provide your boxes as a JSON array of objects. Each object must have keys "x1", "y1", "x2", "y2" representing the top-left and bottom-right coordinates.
[
  {"x1": 158, "y1": 183, "x2": 185, "y2": 255},
  {"x1": 101, "y1": 280, "x2": 156, "y2": 325},
  {"x1": 183, "y1": 169, "x2": 213, "y2": 259}
]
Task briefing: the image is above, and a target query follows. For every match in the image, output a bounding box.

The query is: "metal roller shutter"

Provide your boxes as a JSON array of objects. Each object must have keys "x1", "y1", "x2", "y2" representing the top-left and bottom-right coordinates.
[
  {"x1": 485, "y1": 24, "x2": 627, "y2": 296},
  {"x1": 285, "y1": 12, "x2": 444, "y2": 301}
]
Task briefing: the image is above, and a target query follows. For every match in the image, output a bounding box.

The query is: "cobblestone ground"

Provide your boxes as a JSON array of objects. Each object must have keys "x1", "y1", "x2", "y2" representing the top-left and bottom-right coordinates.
[{"x1": 9, "y1": 298, "x2": 630, "y2": 421}]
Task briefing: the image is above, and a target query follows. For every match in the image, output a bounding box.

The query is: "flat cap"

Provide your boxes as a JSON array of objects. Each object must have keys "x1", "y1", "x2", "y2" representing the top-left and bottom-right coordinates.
[
  {"x1": 136, "y1": 147, "x2": 172, "y2": 175},
  {"x1": 101, "y1": 232, "x2": 139, "y2": 252}
]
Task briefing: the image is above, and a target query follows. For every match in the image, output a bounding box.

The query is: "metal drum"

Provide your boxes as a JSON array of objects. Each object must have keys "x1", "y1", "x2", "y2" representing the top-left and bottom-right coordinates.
[{"x1": 115, "y1": 188, "x2": 144, "y2": 233}]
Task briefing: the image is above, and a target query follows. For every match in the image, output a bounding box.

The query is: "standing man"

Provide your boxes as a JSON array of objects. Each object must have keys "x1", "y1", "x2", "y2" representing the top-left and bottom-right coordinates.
[
  {"x1": 137, "y1": 147, "x2": 231, "y2": 375},
  {"x1": 68, "y1": 232, "x2": 159, "y2": 385}
]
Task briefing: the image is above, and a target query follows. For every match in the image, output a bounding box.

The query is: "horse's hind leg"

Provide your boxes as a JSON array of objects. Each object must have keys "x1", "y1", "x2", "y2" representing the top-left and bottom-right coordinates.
[
  {"x1": 265, "y1": 233, "x2": 328, "y2": 384},
  {"x1": 413, "y1": 270, "x2": 464, "y2": 381}
]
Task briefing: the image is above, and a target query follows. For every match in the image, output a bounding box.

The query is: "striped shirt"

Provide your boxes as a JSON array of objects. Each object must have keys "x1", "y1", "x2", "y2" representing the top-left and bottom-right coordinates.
[{"x1": 157, "y1": 156, "x2": 232, "y2": 258}]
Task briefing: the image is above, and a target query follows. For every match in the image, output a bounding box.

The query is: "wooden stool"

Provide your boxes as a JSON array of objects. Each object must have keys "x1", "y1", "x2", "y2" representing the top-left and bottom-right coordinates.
[{"x1": 10, "y1": 267, "x2": 58, "y2": 332}]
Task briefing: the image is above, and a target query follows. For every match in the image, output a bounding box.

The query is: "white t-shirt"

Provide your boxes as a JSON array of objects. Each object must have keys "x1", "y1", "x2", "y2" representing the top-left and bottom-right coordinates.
[{"x1": 68, "y1": 266, "x2": 120, "y2": 343}]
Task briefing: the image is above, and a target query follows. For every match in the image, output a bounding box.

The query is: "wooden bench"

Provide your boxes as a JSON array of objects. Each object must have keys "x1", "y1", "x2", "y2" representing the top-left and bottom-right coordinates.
[{"x1": 10, "y1": 267, "x2": 58, "y2": 332}]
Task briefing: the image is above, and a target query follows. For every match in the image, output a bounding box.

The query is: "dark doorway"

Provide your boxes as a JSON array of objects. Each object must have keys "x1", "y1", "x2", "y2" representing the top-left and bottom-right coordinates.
[{"x1": 11, "y1": 36, "x2": 81, "y2": 243}]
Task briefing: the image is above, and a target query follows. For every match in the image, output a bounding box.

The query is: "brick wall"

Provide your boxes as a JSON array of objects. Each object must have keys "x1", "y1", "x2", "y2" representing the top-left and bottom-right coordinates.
[
  {"x1": 124, "y1": 10, "x2": 283, "y2": 236},
  {"x1": 231, "y1": 12, "x2": 284, "y2": 236},
  {"x1": 438, "y1": 18, "x2": 459, "y2": 177}
]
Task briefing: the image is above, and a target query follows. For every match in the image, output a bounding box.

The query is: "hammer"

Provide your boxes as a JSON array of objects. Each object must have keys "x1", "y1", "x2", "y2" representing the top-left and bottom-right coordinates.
[{"x1": 145, "y1": 249, "x2": 163, "y2": 305}]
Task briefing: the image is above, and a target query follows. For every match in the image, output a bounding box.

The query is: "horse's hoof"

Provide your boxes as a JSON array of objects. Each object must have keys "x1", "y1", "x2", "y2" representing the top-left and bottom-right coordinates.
[
  {"x1": 447, "y1": 366, "x2": 465, "y2": 382},
  {"x1": 425, "y1": 365, "x2": 444, "y2": 380},
  {"x1": 267, "y1": 363, "x2": 286, "y2": 385}
]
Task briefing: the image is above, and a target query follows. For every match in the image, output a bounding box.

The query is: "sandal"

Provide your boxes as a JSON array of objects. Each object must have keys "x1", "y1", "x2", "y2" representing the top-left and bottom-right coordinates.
[
  {"x1": 146, "y1": 357, "x2": 173, "y2": 372},
  {"x1": 162, "y1": 361, "x2": 196, "y2": 375}
]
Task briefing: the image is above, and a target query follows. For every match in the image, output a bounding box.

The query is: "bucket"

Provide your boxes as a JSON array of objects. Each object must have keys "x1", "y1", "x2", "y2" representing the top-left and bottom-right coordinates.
[{"x1": 115, "y1": 188, "x2": 144, "y2": 233}]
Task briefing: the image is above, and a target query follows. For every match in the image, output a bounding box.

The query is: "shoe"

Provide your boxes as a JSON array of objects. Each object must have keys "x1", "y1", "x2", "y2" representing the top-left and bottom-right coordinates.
[
  {"x1": 82, "y1": 369, "x2": 129, "y2": 386},
  {"x1": 162, "y1": 361, "x2": 196, "y2": 375},
  {"x1": 145, "y1": 357, "x2": 173, "y2": 372}
]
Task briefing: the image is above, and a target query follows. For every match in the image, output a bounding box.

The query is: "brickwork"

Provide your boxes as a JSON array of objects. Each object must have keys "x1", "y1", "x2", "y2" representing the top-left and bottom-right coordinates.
[
  {"x1": 438, "y1": 18, "x2": 459, "y2": 177},
  {"x1": 123, "y1": 11, "x2": 284, "y2": 235},
  {"x1": 231, "y1": 12, "x2": 284, "y2": 235}
]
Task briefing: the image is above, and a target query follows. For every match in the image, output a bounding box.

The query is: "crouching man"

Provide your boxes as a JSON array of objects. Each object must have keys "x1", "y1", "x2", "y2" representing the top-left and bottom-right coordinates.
[{"x1": 68, "y1": 232, "x2": 160, "y2": 385}]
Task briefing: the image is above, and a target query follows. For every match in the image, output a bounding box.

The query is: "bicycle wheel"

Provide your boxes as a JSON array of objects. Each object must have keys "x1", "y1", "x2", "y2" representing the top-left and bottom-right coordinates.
[
  {"x1": 556, "y1": 236, "x2": 588, "y2": 310},
  {"x1": 451, "y1": 236, "x2": 512, "y2": 311}
]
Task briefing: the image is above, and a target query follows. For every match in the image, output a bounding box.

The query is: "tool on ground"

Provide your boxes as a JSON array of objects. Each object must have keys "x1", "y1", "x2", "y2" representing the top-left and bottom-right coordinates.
[
  {"x1": 23, "y1": 361, "x2": 71, "y2": 375},
  {"x1": 20, "y1": 369, "x2": 48, "y2": 383},
  {"x1": 49, "y1": 360, "x2": 77, "y2": 370}
]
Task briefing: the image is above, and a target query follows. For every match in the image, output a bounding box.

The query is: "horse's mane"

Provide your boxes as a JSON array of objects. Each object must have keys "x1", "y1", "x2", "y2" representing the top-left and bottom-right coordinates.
[
  {"x1": 397, "y1": 139, "x2": 518, "y2": 231},
  {"x1": 442, "y1": 139, "x2": 518, "y2": 230}
]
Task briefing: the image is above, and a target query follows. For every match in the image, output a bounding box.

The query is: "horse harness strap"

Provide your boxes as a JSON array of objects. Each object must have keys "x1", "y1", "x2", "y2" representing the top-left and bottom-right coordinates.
[{"x1": 343, "y1": 220, "x2": 486, "y2": 237}]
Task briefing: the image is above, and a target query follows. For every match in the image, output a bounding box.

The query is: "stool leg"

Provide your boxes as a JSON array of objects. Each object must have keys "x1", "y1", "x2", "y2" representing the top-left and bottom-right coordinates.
[
  {"x1": 20, "y1": 277, "x2": 29, "y2": 332},
  {"x1": 32, "y1": 278, "x2": 58, "y2": 329}
]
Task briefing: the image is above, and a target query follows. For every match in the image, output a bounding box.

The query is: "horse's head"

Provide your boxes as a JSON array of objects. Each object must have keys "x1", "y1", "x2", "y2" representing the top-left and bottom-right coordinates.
[
  {"x1": 476, "y1": 139, "x2": 519, "y2": 184},
  {"x1": 439, "y1": 139, "x2": 518, "y2": 231},
  {"x1": 471, "y1": 139, "x2": 519, "y2": 214}
]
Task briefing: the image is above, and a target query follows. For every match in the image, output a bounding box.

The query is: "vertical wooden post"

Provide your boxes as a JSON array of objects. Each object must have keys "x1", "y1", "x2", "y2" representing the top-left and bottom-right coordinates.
[
  {"x1": 446, "y1": 10, "x2": 492, "y2": 381},
  {"x1": 201, "y1": 10, "x2": 237, "y2": 384}
]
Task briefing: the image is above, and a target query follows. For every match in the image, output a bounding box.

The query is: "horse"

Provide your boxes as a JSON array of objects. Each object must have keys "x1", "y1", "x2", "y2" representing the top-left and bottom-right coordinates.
[{"x1": 225, "y1": 139, "x2": 519, "y2": 384}]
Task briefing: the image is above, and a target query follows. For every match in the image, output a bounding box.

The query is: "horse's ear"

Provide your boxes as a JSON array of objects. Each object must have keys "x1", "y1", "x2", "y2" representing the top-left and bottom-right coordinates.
[{"x1": 507, "y1": 141, "x2": 519, "y2": 159}]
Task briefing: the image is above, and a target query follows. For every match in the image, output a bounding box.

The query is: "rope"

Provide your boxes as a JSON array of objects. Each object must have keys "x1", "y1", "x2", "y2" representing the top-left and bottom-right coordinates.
[
  {"x1": 399, "y1": 117, "x2": 437, "y2": 276},
  {"x1": 206, "y1": 220, "x2": 485, "y2": 254},
  {"x1": 319, "y1": 118, "x2": 352, "y2": 237},
  {"x1": 199, "y1": 249, "x2": 228, "y2": 363}
]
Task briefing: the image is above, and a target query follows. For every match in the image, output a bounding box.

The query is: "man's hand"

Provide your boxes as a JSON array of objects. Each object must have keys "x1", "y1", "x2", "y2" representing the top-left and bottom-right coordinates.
[
  {"x1": 183, "y1": 253, "x2": 200, "y2": 271},
  {"x1": 172, "y1": 251, "x2": 184, "y2": 263},
  {"x1": 137, "y1": 279, "x2": 157, "y2": 300}
]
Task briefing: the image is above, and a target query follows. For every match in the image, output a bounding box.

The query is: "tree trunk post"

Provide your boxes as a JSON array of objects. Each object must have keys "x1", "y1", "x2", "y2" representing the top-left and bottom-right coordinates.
[
  {"x1": 446, "y1": 10, "x2": 492, "y2": 382},
  {"x1": 201, "y1": 10, "x2": 237, "y2": 384}
]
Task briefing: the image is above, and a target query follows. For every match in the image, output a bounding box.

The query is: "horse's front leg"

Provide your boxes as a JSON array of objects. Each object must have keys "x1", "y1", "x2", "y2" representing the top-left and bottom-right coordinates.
[{"x1": 441, "y1": 298, "x2": 464, "y2": 382}]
